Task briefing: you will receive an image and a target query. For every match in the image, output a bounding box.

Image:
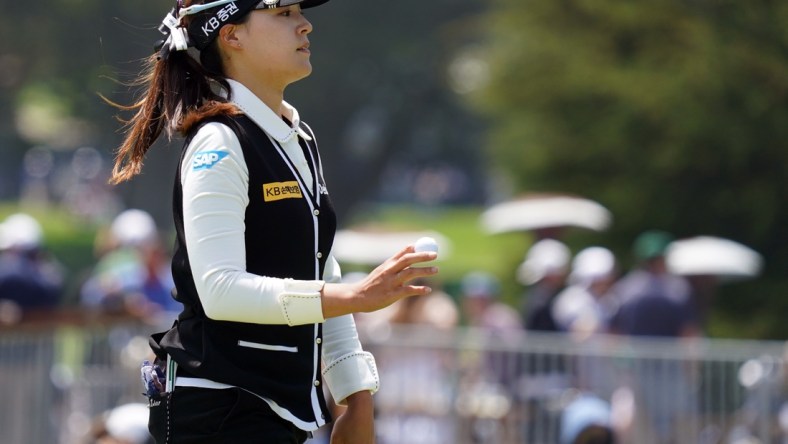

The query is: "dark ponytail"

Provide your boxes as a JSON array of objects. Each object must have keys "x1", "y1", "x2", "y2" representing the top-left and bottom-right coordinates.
[{"x1": 108, "y1": 1, "x2": 241, "y2": 185}]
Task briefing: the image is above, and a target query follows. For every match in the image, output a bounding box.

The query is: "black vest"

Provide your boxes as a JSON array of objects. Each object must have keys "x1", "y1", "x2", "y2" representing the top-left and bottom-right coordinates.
[{"x1": 151, "y1": 114, "x2": 336, "y2": 428}]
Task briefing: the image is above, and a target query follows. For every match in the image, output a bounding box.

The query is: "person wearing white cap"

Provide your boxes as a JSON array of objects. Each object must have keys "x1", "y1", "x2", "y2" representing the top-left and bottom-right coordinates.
[
  {"x1": 0, "y1": 213, "x2": 44, "y2": 252},
  {"x1": 518, "y1": 238, "x2": 571, "y2": 331},
  {"x1": 552, "y1": 247, "x2": 617, "y2": 335},
  {"x1": 106, "y1": 0, "x2": 438, "y2": 442},
  {"x1": 0, "y1": 213, "x2": 64, "y2": 316},
  {"x1": 91, "y1": 403, "x2": 154, "y2": 444},
  {"x1": 109, "y1": 209, "x2": 160, "y2": 249},
  {"x1": 79, "y1": 209, "x2": 178, "y2": 316},
  {"x1": 560, "y1": 393, "x2": 616, "y2": 444}
]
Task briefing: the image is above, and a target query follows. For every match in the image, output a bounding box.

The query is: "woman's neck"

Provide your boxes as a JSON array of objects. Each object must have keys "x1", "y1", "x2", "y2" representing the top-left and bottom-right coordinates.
[
  {"x1": 249, "y1": 82, "x2": 286, "y2": 117},
  {"x1": 227, "y1": 71, "x2": 287, "y2": 117}
]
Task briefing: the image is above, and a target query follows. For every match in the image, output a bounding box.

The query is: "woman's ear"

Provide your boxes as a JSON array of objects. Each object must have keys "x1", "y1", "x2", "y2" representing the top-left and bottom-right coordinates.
[{"x1": 218, "y1": 23, "x2": 244, "y2": 50}]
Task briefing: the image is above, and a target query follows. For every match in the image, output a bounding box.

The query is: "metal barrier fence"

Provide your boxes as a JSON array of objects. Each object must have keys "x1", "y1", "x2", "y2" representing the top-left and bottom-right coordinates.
[
  {"x1": 360, "y1": 325, "x2": 786, "y2": 444},
  {"x1": 0, "y1": 319, "x2": 785, "y2": 444},
  {"x1": 0, "y1": 317, "x2": 163, "y2": 444}
]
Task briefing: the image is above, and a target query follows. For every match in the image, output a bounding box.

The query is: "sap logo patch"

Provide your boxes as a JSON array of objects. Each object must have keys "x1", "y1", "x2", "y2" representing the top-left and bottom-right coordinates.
[{"x1": 192, "y1": 151, "x2": 229, "y2": 171}]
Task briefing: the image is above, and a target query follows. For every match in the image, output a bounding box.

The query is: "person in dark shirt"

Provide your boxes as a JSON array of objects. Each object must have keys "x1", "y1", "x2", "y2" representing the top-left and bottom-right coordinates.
[
  {"x1": 519, "y1": 238, "x2": 571, "y2": 332},
  {"x1": 607, "y1": 230, "x2": 699, "y2": 442},
  {"x1": 609, "y1": 230, "x2": 700, "y2": 338},
  {"x1": 0, "y1": 213, "x2": 63, "y2": 319}
]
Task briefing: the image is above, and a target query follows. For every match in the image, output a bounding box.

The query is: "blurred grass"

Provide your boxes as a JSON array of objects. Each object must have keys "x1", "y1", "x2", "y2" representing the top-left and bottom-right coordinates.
[
  {"x1": 3, "y1": 202, "x2": 779, "y2": 339},
  {"x1": 1, "y1": 202, "x2": 536, "y2": 306},
  {"x1": 345, "y1": 204, "x2": 532, "y2": 305}
]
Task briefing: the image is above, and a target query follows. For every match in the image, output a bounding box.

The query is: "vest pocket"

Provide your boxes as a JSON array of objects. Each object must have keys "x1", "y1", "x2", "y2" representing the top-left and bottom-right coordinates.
[{"x1": 238, "y1": 340, "x2": 298, "y2": 353}]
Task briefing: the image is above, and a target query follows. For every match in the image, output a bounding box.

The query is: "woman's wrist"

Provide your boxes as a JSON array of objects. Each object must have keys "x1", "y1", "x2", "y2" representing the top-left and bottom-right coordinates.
[{"x1": 320, "y1": 282, "x2": 357, "y2": 319}]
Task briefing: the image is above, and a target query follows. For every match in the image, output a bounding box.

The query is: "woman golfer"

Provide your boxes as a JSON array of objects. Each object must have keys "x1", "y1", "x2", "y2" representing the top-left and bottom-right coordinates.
[{"x1": 109, "y1": 1, "x2": 438, "y2": 442}]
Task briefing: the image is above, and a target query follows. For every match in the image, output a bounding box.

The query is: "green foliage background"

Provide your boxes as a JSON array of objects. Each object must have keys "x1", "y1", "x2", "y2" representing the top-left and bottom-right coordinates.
[
  {"x1": 0, "y1": 0, "x2": 785, "y2": 338},
  {"x1": 471, "y1": 0, "x2": 787, "y2": 338}
]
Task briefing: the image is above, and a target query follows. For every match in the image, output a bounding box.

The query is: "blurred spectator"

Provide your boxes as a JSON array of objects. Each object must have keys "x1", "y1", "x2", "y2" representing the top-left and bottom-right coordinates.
[
  {"x1": 552, "y1": 247, "x2": 618, "y2": 336},
  {"x1": 0, "y1": 215, "x2": 64, "y2": 442},
  {"x1": 460, "y1": 271, "x2": 521, "y2": 331},
  {"x1": 457, "y1": 272, "x2": 522, "y2": 442},
  {"x1": 608, "y1": 230, "x2": 700, "y2": 442},
  {"x1": 609, "y1": 230, "x2": 700, "y2": 338},
  {"x1": 515, "y1": 240, "x2": 574, "y2": 443},
  {"x1": 80, "y1": 209, "x2": 178, "y2": 319},
  {"x1": 0, "y1": 213, "x2": 64, "y2": 322},
  {"x1": 518, "y1": 238, "x2": 571, "y2": 331},
  {"x1": 373, "y1": 278, "x2": 460, "y2": 444},
  {"x1": 560, "y1": 393, "x2": 617, "y2": 444},
  {"x1": 88, "y1": 403, "x2": 153, "y2": 444},
  {"x1": 551, "y1": 248, "x2": 625, "y2": 432},
  {"x1": 385, "y1": 278, "x2": 459, "y2": 330}
]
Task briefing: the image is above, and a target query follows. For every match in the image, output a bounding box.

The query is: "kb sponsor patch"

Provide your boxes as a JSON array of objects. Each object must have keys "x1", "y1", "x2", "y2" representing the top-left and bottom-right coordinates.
[{"x1": 263, "y1": 181, "x2": 303, "y2": 202}]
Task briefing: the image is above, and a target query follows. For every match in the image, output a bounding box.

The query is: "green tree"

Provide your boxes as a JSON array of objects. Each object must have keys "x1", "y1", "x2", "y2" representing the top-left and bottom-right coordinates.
[{"x1": 476, "y1": 0, "x2": 788, "y2": 338}]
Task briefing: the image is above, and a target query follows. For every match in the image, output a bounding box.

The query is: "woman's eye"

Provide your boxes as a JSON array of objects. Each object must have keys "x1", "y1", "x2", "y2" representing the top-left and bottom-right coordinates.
[{"x1": 281, "y1": 10, "x2": 291, "y2": 17}]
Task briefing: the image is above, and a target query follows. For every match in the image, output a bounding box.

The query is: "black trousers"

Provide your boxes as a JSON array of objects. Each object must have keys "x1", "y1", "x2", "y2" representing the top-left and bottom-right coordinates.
[{"x1": 149, "y1": 387, "x2": 310, "y2": 444}]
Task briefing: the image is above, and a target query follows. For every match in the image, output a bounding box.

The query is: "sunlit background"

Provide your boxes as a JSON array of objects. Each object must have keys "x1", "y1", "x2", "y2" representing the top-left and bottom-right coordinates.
[
  {"x1": 0, "y1": 1, "x2": 786, "y2": 443},
  {"x1": 1, "y1": 0, "x2": 784, "y2": 337}
]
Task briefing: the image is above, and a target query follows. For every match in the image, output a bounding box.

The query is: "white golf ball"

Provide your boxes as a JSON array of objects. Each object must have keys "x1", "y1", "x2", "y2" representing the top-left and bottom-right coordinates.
[{"x1": 414, "y1": 236, "x2": 439, "y2": 255}]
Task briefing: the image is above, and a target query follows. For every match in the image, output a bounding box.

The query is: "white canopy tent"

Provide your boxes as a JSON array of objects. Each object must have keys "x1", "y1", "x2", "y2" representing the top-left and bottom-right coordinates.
[
  {"x1": 481, "y1": 194, "x2": 613, "y2": 234},
  {"x1": 666, "y1": 236, "x2": 763, "y2": 280}
]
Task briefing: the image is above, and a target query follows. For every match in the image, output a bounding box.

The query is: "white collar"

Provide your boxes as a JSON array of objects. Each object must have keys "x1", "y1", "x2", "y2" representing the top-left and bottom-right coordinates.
[{"x1": 224, "y1": 78, "x2": 312, "y2": 143}]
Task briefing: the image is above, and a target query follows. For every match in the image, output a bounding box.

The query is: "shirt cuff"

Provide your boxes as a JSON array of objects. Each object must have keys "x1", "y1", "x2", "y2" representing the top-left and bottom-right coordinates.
[
  {"x1": 277, "y1": 279, "x2": 326, "y2": 326},
  {"x1": 322, "y1": 351, "x2": 379, "y2": 406}
]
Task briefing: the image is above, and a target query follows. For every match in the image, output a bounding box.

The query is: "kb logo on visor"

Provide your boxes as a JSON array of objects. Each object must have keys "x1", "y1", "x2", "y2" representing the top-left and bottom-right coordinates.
[{"x1": 201, "y1": 3, "x2": 240, "y2": 37}]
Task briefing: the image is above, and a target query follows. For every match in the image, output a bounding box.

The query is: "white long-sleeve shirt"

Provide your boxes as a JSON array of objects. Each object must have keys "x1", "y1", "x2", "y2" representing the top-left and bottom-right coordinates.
[{"x1": 179, "y1": 78, "x2": 378, "y2": 408}]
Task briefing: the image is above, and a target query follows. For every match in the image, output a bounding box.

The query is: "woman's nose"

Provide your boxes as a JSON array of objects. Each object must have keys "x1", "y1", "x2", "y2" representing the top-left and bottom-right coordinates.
[{"x1": 300, "y1": 15, "x2": 313, "y2": 34}]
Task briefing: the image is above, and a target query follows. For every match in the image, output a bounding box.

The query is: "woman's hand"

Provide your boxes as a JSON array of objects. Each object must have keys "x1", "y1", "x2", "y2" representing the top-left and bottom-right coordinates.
[
  {"x1": 322, "y1": 245, "x2": 438, "y2": 318},
  {"x1": 330, "y1": 391, "x2": 375, "y2": 444}
]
